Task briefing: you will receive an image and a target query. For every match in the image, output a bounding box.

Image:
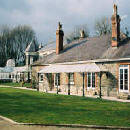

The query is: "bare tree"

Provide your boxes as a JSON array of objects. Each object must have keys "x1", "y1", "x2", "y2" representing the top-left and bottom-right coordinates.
[
  {"x1": 95, "y1": 17, "x2": 111, "y2": 36},
  {"x1": 0, "y1": 25, "x2": 38, "y2": 67},
  {"x1": 65, "y1": 24, "x2": 89, "y2": 43}
]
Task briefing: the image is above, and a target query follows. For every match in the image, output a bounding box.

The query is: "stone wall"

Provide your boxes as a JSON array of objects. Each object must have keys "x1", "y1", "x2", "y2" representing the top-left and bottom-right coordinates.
[
  {"x1": 38, "y1": 72, "x2": 99, "y2": 97},
  {"x1": 39, "y1": 74, "x2": 50, "y2": 92},
  {"x1": 34, "y1": 62, "x2": 130, "y2": 99},
  {"x1": 60, "y1": 73, "x2": 68, "y2": 93},
  {"x1": 36, "y1": 62, "x2": 130, "y2": 100},
  {"x1": 97, "y1": 62, "x2": 118, "y2": 97}
]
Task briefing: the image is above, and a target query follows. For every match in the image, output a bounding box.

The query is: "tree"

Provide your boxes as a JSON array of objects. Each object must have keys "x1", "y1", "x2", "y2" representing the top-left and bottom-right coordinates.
[
  {"x1": 10, "y1": 25, "x2": 38, "y2": 66},
  {"x1": 65, "y1": 24, "x2": 89, "y2": 43},
  {"x1": 95, "y1": 17, "x2": 111, "y2": 36},
  {"x1": 125, "y1": 27, "x2": 129, "y2": 37},
  {"x1": 0, "y1": 25, "x2": 38, "y2": 67}
]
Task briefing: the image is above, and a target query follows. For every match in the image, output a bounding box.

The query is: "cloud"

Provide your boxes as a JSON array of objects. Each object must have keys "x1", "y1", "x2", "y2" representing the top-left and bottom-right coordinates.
[
  {"x1": 0, "y1": 0, "x2": 129, "y2": 43},
  {"x1": 121, "y1": 15, "x2": 128, "y2": 20}
]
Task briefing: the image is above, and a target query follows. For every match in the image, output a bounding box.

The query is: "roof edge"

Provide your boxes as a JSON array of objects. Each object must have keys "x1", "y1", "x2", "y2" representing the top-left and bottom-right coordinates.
[{"x1": 32, "y1": 58, "x2": 130, "y2": 67}]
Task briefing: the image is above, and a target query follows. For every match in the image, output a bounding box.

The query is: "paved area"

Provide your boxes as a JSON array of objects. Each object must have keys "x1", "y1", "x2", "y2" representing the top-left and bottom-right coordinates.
[
  {"x1": 15, "y1": 87, "x2": 37, "y2": 91},
  {"x1": 0, "y1": 117, "x2": 102, "y2": 130}
]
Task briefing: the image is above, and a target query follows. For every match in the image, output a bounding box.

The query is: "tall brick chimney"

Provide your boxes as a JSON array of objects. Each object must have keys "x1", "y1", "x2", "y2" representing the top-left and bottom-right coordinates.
[
  {"x1": 56, "y1": 22, "x2": 64, "y2": 54},
  {"x1": 111, "y1": 4, "x2": 121, "y2": 47},
  {"x1": 80, "y1": 30, "x2": 85, "y2": 39}
]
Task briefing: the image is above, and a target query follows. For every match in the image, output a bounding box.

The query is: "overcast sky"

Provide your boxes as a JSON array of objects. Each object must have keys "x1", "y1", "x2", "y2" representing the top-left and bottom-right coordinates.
[{"x1": 0, "y1": 0, "x2": 130, "y2": 44}]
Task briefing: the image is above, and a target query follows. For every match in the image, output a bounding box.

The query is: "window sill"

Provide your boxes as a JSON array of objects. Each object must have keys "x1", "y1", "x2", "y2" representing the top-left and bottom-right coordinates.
[
  {"x1": 87, "y1": 87, "x2": 95, "y2": 90},
  {"x1": 70, "y1": 82, "x2": 74, "y2": 85},
  {"x1": 54, "y1": 85, "x2": 60, "y2": 87},
  {"x1": 119, "y1": 90, "x2": 129, "y2": 93},
  {"x1": 39, "y1": 81, "x2": 43, "y2": 83}
]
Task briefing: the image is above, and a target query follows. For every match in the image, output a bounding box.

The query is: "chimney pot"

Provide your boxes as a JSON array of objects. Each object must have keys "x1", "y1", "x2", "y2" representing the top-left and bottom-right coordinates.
[{"x1": 80, "y1": 30, "x2": 85, "y2": 39}]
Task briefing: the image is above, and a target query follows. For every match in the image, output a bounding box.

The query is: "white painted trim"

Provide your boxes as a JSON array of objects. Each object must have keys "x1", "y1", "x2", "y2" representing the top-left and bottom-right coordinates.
[
  {"x1": 119, "y1": 65, "x2": 129, "y2": 93},
  {"x1": 69, "y1": 73, "x2": 74, "y2": 85},
  {"x1": 39, "y1": 74, "x2": 44, "y2": 82},
  {"x1": 87, "y1": 73, "x2": 96, "y2": 89},
  {"x1": 54, "y1": 73, "x2": 60, "y2": 88}
]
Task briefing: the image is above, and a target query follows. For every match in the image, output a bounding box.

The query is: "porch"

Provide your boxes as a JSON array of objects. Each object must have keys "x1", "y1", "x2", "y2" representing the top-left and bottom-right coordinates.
[{"x1": 38, "y1": 63, "x2": 103, "y2": 98}]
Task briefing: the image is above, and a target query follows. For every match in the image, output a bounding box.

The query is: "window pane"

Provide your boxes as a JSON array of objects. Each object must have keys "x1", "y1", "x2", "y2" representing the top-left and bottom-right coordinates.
[
  {"x1": 120, "y1": 83, "x2": 123, "y2": 90},
  {"x1": 124, "y1": 65, "x2": 128, "y2": 67},
  {"x1": 120, "y1": 65, "x2": 128, "y2": 67},
  {"x1": 69, "y1": 73, "x2": 74, "y2": 85},
  {"x1": 92, "y1": 73, "x2": 95, "y2": 88},
  {"x1": 40, "y1": 75, "x2": 43, "y2": 81},
  {"x1": 55, "y1": 73, "x2": 60, "y2": 86},
  {"x1": 124, "y1": 80, "x2": 128, "y2": 90},
  {"x1": 124, "y1": 69, "x2": 128, "y2": 90},
  {"x1": 58, "y1": 74, "x2": 60, "y2": 86},
  {"x1": 120, "y1": 69, "x2": 123, "y2": 90},
  {"x1": 70, "y1": 73, "x2": 74, "y2": 82},
  {"x1": 88, "y1": 73, "x2": 91, "y2": 87},
  {"x1": 119, "y1": 67, "x2": 129, "y2": 91},
  {"x1": 120, "y1": 65, "x2": 124, "y2": 67},
  {"x1": 120, "y1": 69, "x2": 123, "y2": 74}
]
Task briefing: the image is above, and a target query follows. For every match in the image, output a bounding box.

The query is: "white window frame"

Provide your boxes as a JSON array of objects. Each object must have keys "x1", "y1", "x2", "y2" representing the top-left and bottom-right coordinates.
[
  {"x1": 87, "y1": 72, "x2": 95, "y2": 89},
  {"x1": 39, "y1": 74, "x2": 44, "y2": 82},
  {"x1": 119, "y1": 65, "x2": 129, "y2": 93},
  {"x1": 54, "y1": 73, "x2": 60, "y2": 87},
  {"x1": 69, "y1": 73, "x2": 74, "y2": 85}
]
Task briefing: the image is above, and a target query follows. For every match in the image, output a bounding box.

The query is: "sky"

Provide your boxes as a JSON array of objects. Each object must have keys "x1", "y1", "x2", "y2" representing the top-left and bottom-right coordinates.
[{"x1": 0, "y1": 0, "x2": 130, "y2": 44}]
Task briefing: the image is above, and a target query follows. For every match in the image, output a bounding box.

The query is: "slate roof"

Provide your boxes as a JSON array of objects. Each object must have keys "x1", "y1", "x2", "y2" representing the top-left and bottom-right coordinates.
[
  {"x1": 33, "y1": 35, "x2": 130, "y2": 65},
  {"x1": 0, "y1": 66, "x2": 28, "y2": 73},
  {"x1": 25, "y1": 41, "x2": 38, "y2": 52},
  {"x1": 39, "y1": 42, "x2": 56, "y2": 52},
  {"x1": 0, "y1": 67, "x2": 14, "y2": 73},
  {"x1": 38, "y1": 40, "x2": 68, "y2": 52}
]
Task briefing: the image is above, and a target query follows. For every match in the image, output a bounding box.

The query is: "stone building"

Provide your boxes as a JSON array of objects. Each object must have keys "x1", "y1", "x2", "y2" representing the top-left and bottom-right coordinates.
[{"x1": 32, "y1": 4, "x2": 130, "y2": 99}]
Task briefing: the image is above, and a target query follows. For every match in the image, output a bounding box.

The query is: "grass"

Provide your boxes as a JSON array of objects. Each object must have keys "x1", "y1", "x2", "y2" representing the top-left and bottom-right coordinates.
[
  {"x1": 0, "y1": 82, "x2": 31, "y2": 87},
  {"x1": 0, "y1": 87, "x2": 130, "y2": 127}
]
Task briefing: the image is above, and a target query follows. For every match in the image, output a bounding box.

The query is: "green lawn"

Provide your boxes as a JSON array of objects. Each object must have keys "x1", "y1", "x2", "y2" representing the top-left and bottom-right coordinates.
[
  {"x1": 0, "y1": 87, "x2": 130, "y2": 127},
  {"x1": 0, "y1": 82, "x2": 31, "y2": 87}
]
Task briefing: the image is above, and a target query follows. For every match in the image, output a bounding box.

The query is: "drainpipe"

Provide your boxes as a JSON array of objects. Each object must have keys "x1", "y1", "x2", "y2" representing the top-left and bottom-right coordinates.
[
  {"x1": 68, "y1": 73, "x2": 70, "y2": 95},
  {"x1": 99, "y1": 72, "x2": 102, "y2": 98},
  {"x1": 37, "y1": 73, "x2": 40, "y2": 91},
  {"x1": 56, "y1": 74, "x2": 58, "y2": 94},
  {"x1": 83, "y1": 72, "x2": 85, "y2": 97}
]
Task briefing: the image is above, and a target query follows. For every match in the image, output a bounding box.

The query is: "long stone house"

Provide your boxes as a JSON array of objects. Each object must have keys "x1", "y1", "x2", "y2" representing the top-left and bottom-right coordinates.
[{"x1": 32, "y1": 4, "x2": 130, "y2": 99}]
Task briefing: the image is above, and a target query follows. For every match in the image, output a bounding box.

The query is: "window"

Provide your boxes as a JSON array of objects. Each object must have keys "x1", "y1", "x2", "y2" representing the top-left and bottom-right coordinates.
[
  {"x1": 69, "y1": 73, "x2": 74, "y2": 85},
  {"x1": 119, "y1": 65, "x2": 129, "y2": 92},
  {"x1": 12, "y1": 74, "x2": 14, "y2": 79},
  {"x1": 87, "y1": 73, "x2": 95, "y2": 88},
  {"x1": 9, "y1": 74, "x2": 11, "y2": 78},
  {"x1": 55, "y1": 73, "x2": 60, "y2": 86},
  {"x1": 40, "y1": 74, "x2": 44, "y2": 82}
]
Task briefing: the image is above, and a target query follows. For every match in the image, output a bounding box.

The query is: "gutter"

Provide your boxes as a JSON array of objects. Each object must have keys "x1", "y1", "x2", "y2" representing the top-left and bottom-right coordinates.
[{"x1": 32, "y1": 58, "x2": 130, "y2": 66}]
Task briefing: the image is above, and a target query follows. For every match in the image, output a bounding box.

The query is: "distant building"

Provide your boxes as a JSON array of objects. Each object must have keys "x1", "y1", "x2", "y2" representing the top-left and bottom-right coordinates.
[
  {"x1": 0, "y1": 59, "x2": 28, "y2": 82},
  {"x1": 0, "y1": 40, "x2": 55, "y2": 82}
]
